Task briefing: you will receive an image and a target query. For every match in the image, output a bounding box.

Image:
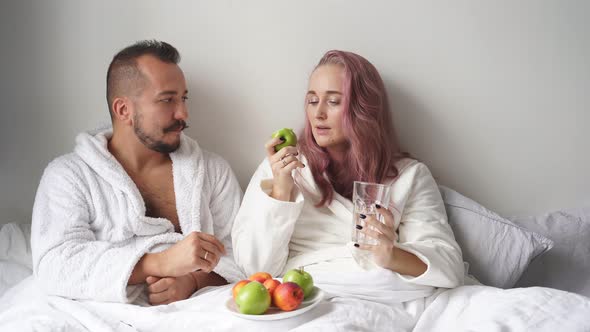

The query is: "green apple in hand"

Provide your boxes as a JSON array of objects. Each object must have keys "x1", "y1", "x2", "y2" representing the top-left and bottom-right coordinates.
[
  {"x1": 282, "y1": 267, "x2": 314, "y2": 299},
  {"x1": 235, "y1": 281, "x2": 271, "y2": 315},
  {"x1": 272, "y1": 128, "x2": 298, "y2": 152}
]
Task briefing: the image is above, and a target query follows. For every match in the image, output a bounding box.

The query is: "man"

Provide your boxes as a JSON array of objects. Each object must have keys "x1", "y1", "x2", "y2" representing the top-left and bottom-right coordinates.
[{"x1": 30, "y1": 40, "x2": 244, "y2": 305}]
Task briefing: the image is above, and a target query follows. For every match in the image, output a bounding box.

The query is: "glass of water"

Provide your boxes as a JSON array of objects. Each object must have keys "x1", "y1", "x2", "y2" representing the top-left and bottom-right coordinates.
[{"x1": 352, "y1": 181, "x2": 392, "y2": 246}]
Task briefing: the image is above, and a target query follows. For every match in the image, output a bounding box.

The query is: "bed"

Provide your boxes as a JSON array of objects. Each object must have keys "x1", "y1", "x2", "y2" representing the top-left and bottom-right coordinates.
[{"x1": 1, "y1": 187, "x2": 589, "y2": 331}]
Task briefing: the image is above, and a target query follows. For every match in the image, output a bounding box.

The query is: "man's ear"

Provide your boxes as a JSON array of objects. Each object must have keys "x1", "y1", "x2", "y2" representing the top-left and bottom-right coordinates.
[{"x1": 111, "y1": 97, "x2": 133, "y2": 125}]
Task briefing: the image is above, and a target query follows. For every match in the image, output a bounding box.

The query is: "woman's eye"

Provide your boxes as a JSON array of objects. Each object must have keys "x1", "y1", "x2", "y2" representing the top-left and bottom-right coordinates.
[
  {"x1": 328, "y1": 100, "x2": 340, "y2": 105},
  {"x1": 307, "y1": 99, "x2": 319, "y2": 105}
]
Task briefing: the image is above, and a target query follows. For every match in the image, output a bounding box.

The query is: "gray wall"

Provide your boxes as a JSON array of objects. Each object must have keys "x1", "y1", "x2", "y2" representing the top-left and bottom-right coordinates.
[{"x1": 1, "y1": 0, "x2": 589, "y2": 224}]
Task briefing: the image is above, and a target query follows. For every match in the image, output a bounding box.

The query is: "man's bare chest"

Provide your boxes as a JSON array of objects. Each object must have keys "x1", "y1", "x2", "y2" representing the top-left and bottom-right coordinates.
[{"x1": 134, "y1": 173, "x2": 180, "y2": 232}]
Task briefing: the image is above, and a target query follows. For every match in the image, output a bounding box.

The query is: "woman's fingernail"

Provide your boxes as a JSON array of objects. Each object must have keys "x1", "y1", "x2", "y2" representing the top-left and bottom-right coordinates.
[
  {"x1": 356, "y1": 225, "x2": 363, "y2": 230},
  {"x1": 354, "y1": 243, "x2": 360, "y2": 248},
  {"x1": 280, "y1": 137, "x2": 285, "y2": 141},
  {"x1": 375, "y1": 204, "x2": 381, "y2": 209},
  {"x1": 360, "y1": 214, "x2": 366, "y2": 219}
]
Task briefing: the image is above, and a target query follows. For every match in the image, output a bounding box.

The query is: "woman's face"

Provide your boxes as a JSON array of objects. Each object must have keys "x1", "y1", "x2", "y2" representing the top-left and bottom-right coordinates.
[{"x1": 305, "y1": 64, "x2": 348, "y2": 152}]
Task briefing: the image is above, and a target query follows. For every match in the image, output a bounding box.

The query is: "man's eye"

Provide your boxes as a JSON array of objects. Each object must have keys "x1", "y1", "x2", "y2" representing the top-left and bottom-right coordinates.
[
  {"x1": 182, "y1": 96, "x2": 189, "y2": 102},
  {"x1": 160, "y1": 98, "x2": 173, "y2": 103}
]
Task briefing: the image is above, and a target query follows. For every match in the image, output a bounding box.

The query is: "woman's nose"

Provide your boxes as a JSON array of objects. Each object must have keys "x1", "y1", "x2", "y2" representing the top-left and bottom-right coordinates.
[{"x1": 315, "y1": 102, "x2": 327, "y2": 119}]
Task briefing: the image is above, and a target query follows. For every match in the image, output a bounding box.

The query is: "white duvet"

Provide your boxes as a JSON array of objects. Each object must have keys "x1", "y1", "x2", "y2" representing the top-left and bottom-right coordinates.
[
  {"x1": 1, "y1": 274, "x2": 589, "y2": 332},
  {"x1": 2, "y1": 223, "x2": 590, "y2": 331}
]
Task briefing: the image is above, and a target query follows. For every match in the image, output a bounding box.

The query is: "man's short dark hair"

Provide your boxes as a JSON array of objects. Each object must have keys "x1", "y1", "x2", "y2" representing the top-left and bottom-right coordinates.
[{"x1": 106, "y1": 40, "x2": 180, "y2": 118}]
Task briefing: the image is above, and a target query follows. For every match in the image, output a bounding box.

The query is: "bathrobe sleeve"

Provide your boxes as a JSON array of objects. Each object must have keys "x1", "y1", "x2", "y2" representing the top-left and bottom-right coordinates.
[
  {"x1": 232, "y1": 159, "x2": 305, "y2": 277},
  {"x1": 394, "y1": 163, "x2": 465, "y2": 288},
  {"x1": 31, "y1": 160, "x2": 179, "y2": 303},
  {"x1": 206, "y1": 155, "x2": 246, "y2": 283}
]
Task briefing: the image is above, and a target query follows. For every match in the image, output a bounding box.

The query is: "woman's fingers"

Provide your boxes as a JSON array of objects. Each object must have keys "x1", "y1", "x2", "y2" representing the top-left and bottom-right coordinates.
[
  {"x1": 361, "y1": 215, "x2": 396, "y2": 242},
  {"x1": 265, "y1": 137, "x2": 284, "y2": 158},
  {"x1": 355, "y1": 243, "x2": 377, "y2": 251},
  {"x1": 360, "y1": 227, "x2": 390, "y2": 243},
  {"x1": 376, "y1": 205, "x2": 395, "y2": 228}
]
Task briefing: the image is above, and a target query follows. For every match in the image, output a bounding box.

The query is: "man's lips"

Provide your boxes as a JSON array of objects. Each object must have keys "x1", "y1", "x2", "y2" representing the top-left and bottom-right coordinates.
[{"x1": 164, "y1": 121, "x2": 188, "y2": 133}]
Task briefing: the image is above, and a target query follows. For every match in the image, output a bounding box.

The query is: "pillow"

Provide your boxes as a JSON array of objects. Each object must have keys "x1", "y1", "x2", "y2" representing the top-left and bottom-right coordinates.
[
  {"x1": 439, "y1": 186, "x2": 554, "y2": 288},
  {"x1": 511, "y1": 208, "x2": 590, "y2": 297}
]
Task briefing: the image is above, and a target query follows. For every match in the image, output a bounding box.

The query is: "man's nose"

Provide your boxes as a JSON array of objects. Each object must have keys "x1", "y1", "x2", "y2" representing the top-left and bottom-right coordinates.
[{"x1": 175, "y1": 102, "x2": 188, "y2": 120}]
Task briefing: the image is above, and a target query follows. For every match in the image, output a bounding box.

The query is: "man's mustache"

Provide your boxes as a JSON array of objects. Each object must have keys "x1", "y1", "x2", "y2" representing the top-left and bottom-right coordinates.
[{"x1": 163, "y1": 121, "x2": 188, "y2": 133}]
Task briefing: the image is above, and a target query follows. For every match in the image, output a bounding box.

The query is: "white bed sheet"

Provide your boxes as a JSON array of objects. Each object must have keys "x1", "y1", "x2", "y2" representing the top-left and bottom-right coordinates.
[
  {"x1": 0, "y1": 223, "x2": 32, "y2": 297},
  {"x1": 1, "y1": 222, "x2": 590, "y2": 331},
  {"x1": 1, "y1": 276, "x2": 589, "y2": 332}
]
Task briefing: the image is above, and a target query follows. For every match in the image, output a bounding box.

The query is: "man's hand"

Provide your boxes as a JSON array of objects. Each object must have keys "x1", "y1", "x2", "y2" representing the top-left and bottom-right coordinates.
[
  {"x1": 160, "y1": 231, "x2": 226, "y2": 277},
  {"x1": 146, "y1": 274, "x2": 198, "y2": 305},
  {"x1": 129, "y1": 231, "x2": 226, "y2": 285}
]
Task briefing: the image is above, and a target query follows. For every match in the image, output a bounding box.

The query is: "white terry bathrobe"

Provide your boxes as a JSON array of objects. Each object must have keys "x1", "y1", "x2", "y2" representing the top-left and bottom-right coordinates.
[
  {"x1": 31, "y1": 128, "x2": 245, "y2": 303},
  {"x1": 232, "y1": 157, "x2": 465, "y2": 307}
]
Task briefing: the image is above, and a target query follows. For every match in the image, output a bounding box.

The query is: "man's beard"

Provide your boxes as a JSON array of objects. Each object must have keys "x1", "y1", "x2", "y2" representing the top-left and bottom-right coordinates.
[{"x1": 133, "y1": 112, "x2": 186, "y2": 153}]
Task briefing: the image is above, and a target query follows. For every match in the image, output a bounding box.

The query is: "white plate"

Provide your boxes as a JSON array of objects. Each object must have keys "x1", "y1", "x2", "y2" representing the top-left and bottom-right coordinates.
[{"x1": 225, "y1": 286, "x2": 324, "y2": 321}]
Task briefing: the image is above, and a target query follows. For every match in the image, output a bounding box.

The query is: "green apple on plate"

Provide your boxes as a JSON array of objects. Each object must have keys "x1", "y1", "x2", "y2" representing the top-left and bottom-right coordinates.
[
  {"x1": 272, "y1": 128, "x2": 297, "y2": 152},
  {"x1": 235, "y1": 281, "x2": 271, "y2": 315},
  {"x1": 282, "y1": 267, "x2": 314, "y2": 299}
]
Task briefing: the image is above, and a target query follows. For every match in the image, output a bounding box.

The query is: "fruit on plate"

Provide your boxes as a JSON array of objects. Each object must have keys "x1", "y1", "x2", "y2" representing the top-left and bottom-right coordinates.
[
  {"x1": 272, "y1": 128, "x2": 297, "y2": 152},
  {"x1": 232, "y1": 279, "x2": 251, "y2": 301},
  {"x1": 282, "y1": 267, "x2": 314, "y2": 299},
  {"x1": 248, "y1": 271, "x2": 273, "y2": 284},
  {"x1": 235, "y1": 281, "x2": 271, "y2": 315},
  {"x1": 263, "y1": 278, "x2": 281, "y2": 300},
  {"x1": 273, "y1": 282, "x2": 304, "y2": 311}
]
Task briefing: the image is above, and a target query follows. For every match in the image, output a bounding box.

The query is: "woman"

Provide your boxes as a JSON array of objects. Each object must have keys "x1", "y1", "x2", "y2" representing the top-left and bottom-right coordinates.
[{"x1": 232, "y1": 50, "x2": 464, "y2": 290}]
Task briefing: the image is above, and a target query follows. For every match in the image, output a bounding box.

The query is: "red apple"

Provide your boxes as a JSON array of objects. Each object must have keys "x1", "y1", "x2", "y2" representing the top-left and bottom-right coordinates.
[
  {"x1": 232, "y1": 280, "x2": 251, "y2": 301},
  {"x1": 283, "y1": 267, "x2": 314, "y2": 298},
  {"x1": 248, "y1": 272, "x2": 273, "y2": 284},
  {"x1": 273, "y1": 282, "x2": 304, "y2": 311},
  {"x1": 263, "y1": 279, "x2": 281, "y2": 300}
]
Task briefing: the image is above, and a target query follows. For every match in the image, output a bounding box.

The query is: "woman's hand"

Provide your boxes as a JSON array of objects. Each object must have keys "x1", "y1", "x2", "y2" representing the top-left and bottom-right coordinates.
[
  {"x1": 357, "y1": 205, "x2": 427, "y2": 277},
  {"x1": 264, "y1": 137, "x2": 305, "y2": 201},
  {"x1": 356, "y1": 205, "x2": 398, "y2": 269},
  {"x1": 146, "y1": 274, "x2": 198, "y2": 305}
]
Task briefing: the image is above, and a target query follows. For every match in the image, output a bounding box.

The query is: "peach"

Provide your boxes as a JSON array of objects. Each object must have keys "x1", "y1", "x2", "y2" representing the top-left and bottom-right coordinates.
[
  {"x1": 248, "y1": 272, "x2": 273, "y2": 284},
  {"x1": 263, "y1": 279, "x2": 281, "y2": 300},
  {"x1": 273, "y1": 282, "x2": 304, "y2": 311},
  {"x1": 232, "y1": 280, "x2": 251, "y2": 301}
]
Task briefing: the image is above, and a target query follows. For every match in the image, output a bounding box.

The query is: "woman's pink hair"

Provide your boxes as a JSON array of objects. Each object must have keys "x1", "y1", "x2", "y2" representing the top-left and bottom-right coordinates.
[{"x1": 298, "y1": 50, "x2": 410, "y2": 207}]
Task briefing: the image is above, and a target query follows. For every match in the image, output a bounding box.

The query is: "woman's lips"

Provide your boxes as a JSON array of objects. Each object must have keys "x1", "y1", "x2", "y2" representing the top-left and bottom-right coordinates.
[{"x1": 315, "y1": 127, "x2": 331, "y2": 135}]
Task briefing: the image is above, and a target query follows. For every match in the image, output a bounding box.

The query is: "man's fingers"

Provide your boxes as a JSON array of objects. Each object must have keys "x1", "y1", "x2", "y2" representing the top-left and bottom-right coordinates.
[
  {"x1": 197, "y1": 233, "x2": 226, "y2": 255},
  {"x1": 198, "y1": 241, "x2": 223, "y2": 266},
  {"x1": 148, "y1": 277, "x2": 173, "y2": 294},
  {"x1": 148, "y1": 290, "x2": 171, "y2": 305},
  {"x1": 146, "y1": 276, "x2": 160, "y2": 285},
  {"x1": 196, "y1": 256, "x2": 214, "y2": 273}
]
